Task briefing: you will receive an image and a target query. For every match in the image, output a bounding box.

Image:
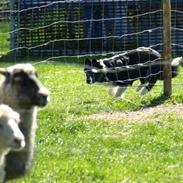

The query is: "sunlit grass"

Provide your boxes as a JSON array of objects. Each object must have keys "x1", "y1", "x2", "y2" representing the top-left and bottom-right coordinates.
[
  {"x1": 0, "y1": 21, "x2": 10, "y2": 55},
  {"x1": 2, "y1": 62, "x2": 181, "y2": 183}
]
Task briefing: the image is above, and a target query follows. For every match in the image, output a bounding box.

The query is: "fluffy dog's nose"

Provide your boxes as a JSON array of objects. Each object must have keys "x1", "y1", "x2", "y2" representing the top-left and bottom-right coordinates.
[
  {"x1": 37, "y1": 93, "x2": 49, "y2": 106},
  {"x1": 37, "y1": 87, "x2": 50, "y2": 106},
  {"x1": 13, "y1": 136, "x2": 25, "y2": 149}
]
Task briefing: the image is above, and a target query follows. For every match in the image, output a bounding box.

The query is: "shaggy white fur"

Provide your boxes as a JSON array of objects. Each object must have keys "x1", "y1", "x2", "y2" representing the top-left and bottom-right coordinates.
[{"x1": 0, "y1": 104, "x2": 25, "y2": 183}]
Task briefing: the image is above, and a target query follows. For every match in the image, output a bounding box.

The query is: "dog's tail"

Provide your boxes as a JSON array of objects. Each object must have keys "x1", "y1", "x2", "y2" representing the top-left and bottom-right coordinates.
[
  {"x1": 171, "y1": 57, "x2": 182, "y2": 67},
  {"x1": 170, "y1": 57, "x2": 182, "y2": 78}
]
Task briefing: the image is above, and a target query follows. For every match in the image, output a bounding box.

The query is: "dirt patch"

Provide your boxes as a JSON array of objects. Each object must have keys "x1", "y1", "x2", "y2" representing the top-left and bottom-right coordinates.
[{"x1": 86, "y1": 104, "x2": 183, "y2": 122}]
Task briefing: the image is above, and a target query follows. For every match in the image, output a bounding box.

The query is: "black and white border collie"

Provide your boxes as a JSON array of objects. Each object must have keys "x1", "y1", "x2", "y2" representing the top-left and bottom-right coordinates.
[{"x1": 84, "y1": 47, "x2": 182, "y2": 97}]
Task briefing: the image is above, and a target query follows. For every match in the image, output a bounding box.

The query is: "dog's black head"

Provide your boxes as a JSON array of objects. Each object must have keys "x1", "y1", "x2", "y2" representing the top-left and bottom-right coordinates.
[{"x1": 84, "y1": 58, "x2": 108, "y2": 84}]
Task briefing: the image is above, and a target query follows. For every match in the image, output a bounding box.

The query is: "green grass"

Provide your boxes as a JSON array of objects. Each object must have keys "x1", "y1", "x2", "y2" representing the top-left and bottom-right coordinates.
[
  {"x1": 0, "y1": 21, "x2": 10, "y2": 55},
  {"x1": 2, "y1": 63, "x2": 182, "y2": 183}
]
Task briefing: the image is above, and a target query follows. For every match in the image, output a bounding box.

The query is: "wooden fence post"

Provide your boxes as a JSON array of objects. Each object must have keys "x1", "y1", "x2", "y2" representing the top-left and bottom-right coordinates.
[{"x1": 163, "y1": 0, "x2": 172, "y2": 97}]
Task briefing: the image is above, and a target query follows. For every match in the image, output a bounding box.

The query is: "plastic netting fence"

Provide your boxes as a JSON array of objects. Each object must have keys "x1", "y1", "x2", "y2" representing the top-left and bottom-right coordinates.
[{"x1": 9, "y1": 0, "x2": 183, "y2": 57}]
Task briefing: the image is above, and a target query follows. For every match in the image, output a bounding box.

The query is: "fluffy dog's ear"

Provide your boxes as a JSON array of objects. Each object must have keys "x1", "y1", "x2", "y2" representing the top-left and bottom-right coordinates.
[
  {"x1": 0, "y1": 68, "x2": 10, "y2": 78},
  {"x1": 0, "y1": 68, "x2": 11, "y2": 83}
]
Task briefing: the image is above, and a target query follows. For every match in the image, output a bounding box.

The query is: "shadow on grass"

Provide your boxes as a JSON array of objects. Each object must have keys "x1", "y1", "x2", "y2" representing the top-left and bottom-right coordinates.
[{"x1": 143, "y1": 94, "x2": 171, "y2": 109}]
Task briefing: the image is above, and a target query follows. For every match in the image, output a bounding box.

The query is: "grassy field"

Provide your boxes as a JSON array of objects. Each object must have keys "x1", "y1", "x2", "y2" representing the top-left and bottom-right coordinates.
[
  {"x1": 0, "y1": 21, "x2": 9, "y2": 56},
  {"x1": 0, "y1": 62, "x2": 180, "y2": 183}
]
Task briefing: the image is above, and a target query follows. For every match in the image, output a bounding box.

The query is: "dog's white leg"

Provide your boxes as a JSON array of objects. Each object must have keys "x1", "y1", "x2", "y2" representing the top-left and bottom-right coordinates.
[
  {"x1": 136, "y1": 83, "x2": 144, "y2": 92},
  {"x1": 140, "y1": 87, "x2": 149, "y2": 96},
  {"x1": 108, "y1": 86, "x2": 128, "y2": 98},
  {"x1": 108, "y1": 86, "x2": 119, "y2": 97},
  {"x1": 115, "y1": 87, "x2": 128, "y2": 98}
]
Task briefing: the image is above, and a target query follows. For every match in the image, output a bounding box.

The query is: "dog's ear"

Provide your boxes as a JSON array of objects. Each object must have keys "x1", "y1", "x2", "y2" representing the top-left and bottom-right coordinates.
[
  {"x1": 92, "y1": 59, "x2": 102, "y2": 68},
  {"x1": 0, "y1": 68, "x2": 11, "y2": 82},
  {"x1": 92, "y1": 59, "x2": 97, "y2": 64},
  {"x1": 85, "y1": 58, "x2": 92, "y2": 66},
  {"x1": 0, "y1": 68, "x2": 10, "y2": 78}
]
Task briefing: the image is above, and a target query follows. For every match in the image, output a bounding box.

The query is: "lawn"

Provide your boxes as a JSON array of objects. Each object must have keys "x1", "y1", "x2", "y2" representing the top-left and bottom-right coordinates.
[
  {"x1": 0, "y1": 21, "x2": 10, "y2": 56},
  {"x1": 2, "y1": 62, "x2": 182, "y2": 183}
]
